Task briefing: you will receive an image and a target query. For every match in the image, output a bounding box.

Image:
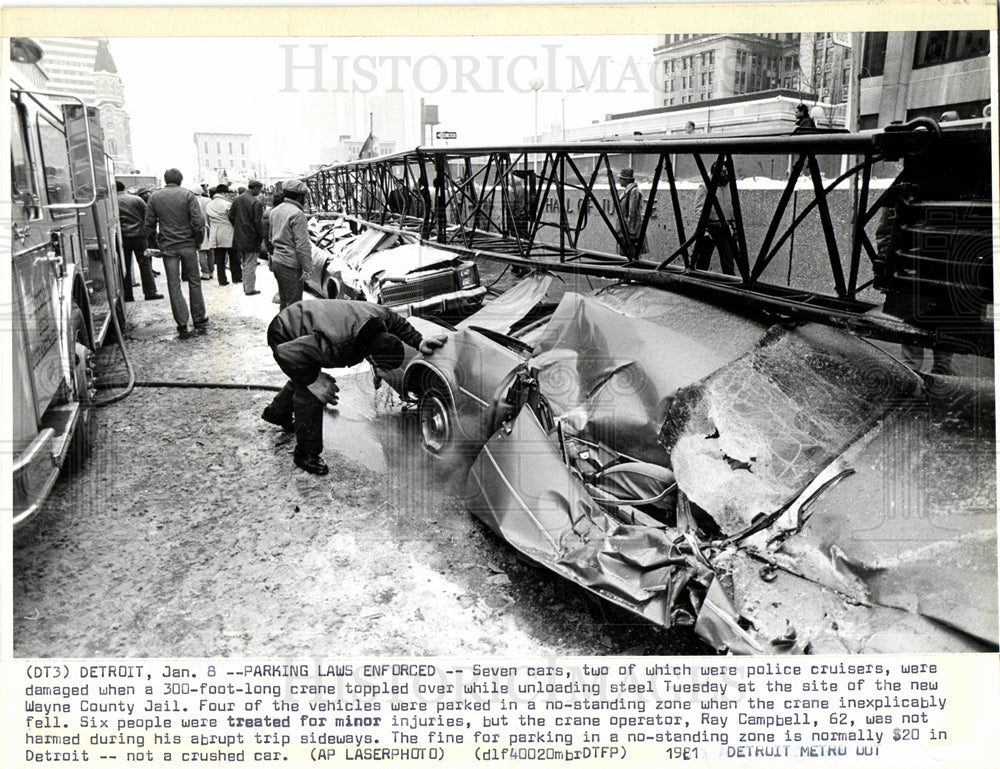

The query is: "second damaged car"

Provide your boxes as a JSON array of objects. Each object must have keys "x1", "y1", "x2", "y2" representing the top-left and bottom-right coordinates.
[
  {"x1": 379, "y1": 281, "x2": 997, "y2": 655},
  {"x1": 307, "y1": 218, "x2": 486, "y2": 317}
]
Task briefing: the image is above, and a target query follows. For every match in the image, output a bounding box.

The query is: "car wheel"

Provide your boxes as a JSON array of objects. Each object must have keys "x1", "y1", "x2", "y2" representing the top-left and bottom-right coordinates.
[
  {"x1": 65, "y1": 304, "x2": 96, "y2": 473},
  {"x1": 418, "y1": 386, "x2": 453, "y2": 456}
]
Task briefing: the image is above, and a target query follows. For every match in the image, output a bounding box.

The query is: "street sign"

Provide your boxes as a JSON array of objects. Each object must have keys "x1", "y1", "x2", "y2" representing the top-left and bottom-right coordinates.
[
  {"x1": 831, "y1": 32, "x2": 852, "y2": 47},
  {"x1": 436, "y1": 131, "x2": 457, "y2": 140}
]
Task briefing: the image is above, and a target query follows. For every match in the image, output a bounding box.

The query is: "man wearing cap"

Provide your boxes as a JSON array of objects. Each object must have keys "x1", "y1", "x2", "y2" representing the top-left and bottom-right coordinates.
[
  {"x1": 144, "y1": 168, "x2": 209, "y2": 337},
  {"x1": 262, "y1": 300, "x2": 447, "y2": 475},
  {"x1": 228, "y1": 180, "x2": 265, "y2": 295},
  {"x1": 616, "y1": 168, "x2": 648, "y2": 259},
  {"x1": 268, "y1": 179, "x2": 312, "y2": 309}
]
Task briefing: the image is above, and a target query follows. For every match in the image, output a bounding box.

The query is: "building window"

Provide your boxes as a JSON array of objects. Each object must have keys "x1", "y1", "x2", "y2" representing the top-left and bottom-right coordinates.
[
  {"x1": 204, "y1": 141, "x2": 209, "y2": 153},
  {"x1": 216, "y1": 141, "x2": 221, "y2": 153},
  {"x1": 913, "y1": 30, "x2": 989, "y2": 68},
  {"x1": 861, "y1": 32, "x2": 888, "y2": 77},
  {"x1": 240, "y1": 142, "x2": 245, "y2": 154}
]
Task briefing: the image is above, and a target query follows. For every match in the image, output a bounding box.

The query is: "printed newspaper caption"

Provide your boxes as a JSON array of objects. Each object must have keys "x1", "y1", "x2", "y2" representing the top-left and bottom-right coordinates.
[{"x1": 17, "y1": 656, "x2": 998, "y2": 766}]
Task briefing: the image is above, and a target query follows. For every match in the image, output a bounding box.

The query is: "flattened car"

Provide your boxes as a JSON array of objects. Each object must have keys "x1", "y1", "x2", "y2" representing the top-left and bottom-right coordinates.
[{"x1": 379, "y1": 281, "x2": 998, "y2": 654}]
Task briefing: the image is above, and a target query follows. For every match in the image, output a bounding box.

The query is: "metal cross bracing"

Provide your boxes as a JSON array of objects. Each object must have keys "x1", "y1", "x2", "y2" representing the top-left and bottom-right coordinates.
[{"x1": 303, "y1": 120, "x2": 993, "y2": 357}]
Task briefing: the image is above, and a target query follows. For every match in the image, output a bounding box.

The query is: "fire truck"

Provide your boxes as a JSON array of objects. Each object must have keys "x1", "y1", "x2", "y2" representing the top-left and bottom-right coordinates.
[{"x1": 9, "y1": 38, "x2": 130, "y2": 527}]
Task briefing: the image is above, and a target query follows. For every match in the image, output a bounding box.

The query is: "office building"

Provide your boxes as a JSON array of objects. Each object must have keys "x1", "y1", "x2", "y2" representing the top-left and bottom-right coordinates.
[
  {"x1": 193, "y1": 132, "x2": 257, "y2": 185},
  {"x1": 858, "y1": 30, "x2": 991, "y2": 127}
]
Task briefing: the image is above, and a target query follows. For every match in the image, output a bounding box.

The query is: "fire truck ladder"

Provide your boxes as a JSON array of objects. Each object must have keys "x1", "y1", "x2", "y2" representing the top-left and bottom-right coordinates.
[{"x1": 304, "y1": 120, "x2": 993, "y2": 357}]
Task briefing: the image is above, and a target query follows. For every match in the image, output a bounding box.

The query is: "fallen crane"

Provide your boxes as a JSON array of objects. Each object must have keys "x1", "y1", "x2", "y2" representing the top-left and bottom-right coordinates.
[{"x1": 304, "y1": 118, "x2": 993, "y2": 357}]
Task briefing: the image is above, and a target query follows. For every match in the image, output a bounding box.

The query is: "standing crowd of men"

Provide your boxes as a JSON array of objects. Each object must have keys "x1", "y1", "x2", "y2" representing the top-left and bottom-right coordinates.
[
  {"x1": 127, "y1": 168, "x2": 445, "y2": 476},
  {"x1": 119, "y1": 169, "x2": 270, "y2": 337}
]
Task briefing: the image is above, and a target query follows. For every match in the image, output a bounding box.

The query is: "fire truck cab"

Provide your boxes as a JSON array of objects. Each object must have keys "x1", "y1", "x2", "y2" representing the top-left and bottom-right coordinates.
[{"x1": 9, "y1": 38, "x2": 129, "y2": 527}]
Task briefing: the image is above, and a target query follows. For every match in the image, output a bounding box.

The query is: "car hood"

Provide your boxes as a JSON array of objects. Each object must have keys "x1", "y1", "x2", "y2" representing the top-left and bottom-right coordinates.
[
  {"x1": 356, "y1": 242, "x2": 462, "y2": 285},
  {"x1": 464, "y1": 287, "x2": 997, "y2": 653}
]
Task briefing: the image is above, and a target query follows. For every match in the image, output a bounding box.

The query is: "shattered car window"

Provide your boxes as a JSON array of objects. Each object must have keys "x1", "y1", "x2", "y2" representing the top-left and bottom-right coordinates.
[{"x1": 660, "y1": 324, "x2": 922, "y2": 533}]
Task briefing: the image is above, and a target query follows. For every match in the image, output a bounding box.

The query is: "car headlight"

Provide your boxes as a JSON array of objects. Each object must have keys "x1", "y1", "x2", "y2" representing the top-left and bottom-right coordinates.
[{"x1": 458, "y1": 264, "x2": 479, "y2": 289}]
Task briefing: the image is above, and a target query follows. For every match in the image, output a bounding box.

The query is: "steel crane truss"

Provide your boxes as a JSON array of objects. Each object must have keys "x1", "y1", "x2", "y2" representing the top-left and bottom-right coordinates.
[{"x1": 304, "y1": 123, "x2": 992, "y2": 356}]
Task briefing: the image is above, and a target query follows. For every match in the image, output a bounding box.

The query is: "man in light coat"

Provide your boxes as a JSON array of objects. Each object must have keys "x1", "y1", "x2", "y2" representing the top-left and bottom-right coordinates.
[
  {"x1": 616, "y1": 167, "x2": 648, "y2": 259},
  {"x1": 692, "y1": 162, "x2": 737, "y2": 275},
  {"x1": 206, "y1": 184, "x2": 239, "y2": 285},
  {"x1": 267, "y1": 179, "x2": 313, "y2": 309}
]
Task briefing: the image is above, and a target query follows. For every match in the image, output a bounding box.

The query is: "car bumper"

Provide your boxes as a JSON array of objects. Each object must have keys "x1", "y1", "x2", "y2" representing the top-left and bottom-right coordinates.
[{"x1": 384, "y1": 286, "x2": 486, "y2": 317}]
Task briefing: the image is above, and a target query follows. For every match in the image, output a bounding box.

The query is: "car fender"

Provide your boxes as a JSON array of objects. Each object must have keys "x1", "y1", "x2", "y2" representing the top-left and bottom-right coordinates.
[{"x1": 403, "y1": 361, "x2": 455, "y2": 405}]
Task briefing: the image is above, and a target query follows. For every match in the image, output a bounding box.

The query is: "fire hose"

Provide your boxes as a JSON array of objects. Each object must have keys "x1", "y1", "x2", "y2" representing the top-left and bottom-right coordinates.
[{"x1": 92, "y1": 232, "x2": 285, "y2": 402}]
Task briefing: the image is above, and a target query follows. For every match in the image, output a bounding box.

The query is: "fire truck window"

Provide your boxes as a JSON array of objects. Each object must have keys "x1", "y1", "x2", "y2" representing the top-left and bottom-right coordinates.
[
  {"x1": 36, "y1": 114, "x2": 74, "y2": 206},
  {"x1": 10, "y1": 102, "x2": 38, "y2": 205}
]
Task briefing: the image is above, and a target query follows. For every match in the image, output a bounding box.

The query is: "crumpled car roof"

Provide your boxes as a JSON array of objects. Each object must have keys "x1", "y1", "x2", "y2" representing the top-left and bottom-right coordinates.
[{"x1": 465, "y1": 286, "x2": 997, "y2": 653}]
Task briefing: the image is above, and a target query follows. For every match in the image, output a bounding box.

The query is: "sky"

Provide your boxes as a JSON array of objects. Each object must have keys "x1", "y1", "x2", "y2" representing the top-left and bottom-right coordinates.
[{"x1": 110, "y1": 36, "x2": 658, "y2": 182}]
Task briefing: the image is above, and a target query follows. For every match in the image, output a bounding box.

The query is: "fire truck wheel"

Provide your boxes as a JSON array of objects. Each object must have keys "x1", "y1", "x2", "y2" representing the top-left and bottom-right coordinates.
[{"x1": 65, "y1": 305, "x2": 96, "y2": 473}]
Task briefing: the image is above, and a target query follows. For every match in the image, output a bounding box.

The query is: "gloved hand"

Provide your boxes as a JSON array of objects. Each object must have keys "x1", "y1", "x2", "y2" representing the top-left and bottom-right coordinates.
[
  {"x1": 306, "y1": 372, "x2": 340, "y2": 405},
  {"x1": 418, "y1": 335, "x2": 448, "y2": 355}
]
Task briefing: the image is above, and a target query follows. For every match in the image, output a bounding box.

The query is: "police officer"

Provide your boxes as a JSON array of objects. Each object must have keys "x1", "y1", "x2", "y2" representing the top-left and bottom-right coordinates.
[{"x1": 263, "y1": 300, "x2": 447, "y2": 475}]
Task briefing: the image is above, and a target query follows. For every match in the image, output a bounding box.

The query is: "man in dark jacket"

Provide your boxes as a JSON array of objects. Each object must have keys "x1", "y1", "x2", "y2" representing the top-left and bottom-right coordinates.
[
  {"x1": 144, "y1": 168, "x2": 209, "y2": 337},
  {"x1": 228, "y1": 179, "x2": 265, "y2": 295},
  {"x1": 116, "y1": 180, "x2": 162, "y2": 301},
  {"x1": 793, "y1": 103, "x2": 817, "y2": 130},
  {"x1": 263, "y1": 300, "x2": 447, "y2": 475}
]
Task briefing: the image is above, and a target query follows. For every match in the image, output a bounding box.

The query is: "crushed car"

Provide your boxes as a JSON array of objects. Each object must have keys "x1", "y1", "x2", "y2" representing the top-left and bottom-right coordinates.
[
  {"x1": 306, "y1": 217, "x2": 486, "y2": 317},
  {"x1": 377, "y1": 277, "x2": 998, "y2": 654}
]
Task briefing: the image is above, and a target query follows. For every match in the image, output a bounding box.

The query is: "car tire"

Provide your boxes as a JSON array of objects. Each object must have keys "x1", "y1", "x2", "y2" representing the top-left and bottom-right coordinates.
[
  {"x1": 65, "y1": 304, "x2": 96, "y2": 474},
  {"x1": 418, "y1": 386, "x2": 454, "y2": 456}
]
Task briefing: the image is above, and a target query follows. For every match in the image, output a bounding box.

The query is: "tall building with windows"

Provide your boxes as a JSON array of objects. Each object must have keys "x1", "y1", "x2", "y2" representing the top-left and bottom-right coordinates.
[
  {"x1": 34, "y1": 38, "x2": 135, "y2": 170},
  {"x1": 193, "y1": 132, "x2": 257, "y2": 185},
  {"x1": 653, "y1": 33, "x2": 854, "y2": 110},
  {"x1": 858, "y1": 30, "x2": 991, "y2": 128},
  {"x1": 653, "y1": 34, "x2": 806, "y2": 107}
]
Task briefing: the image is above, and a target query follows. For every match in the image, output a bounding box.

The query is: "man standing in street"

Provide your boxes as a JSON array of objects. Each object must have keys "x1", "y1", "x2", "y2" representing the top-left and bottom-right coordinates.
[
  {"x1": 268, "y1": 179, "x2": 313, "y2": 309},
  {"x1": 228, "y1": 179, "x2": 265, "y2": 295},
  {"x1": 144, "y1": 168, "x2": 209, "y2": 337},
  {"x1": 263, "y1": 300, "x2": 447, "y2": 475},
  {"x1": 116, "y1": 181, "x2": 162, "y2": 302},
  {"x1": 692, "y1": 161, "x2": 737, "y2": 275},
  {"x1": 616, "y1": 167, "x2": 648, "y2": 259},
  {"x1": 195, "y1": 186, "x2": 214, "y2": 280}
]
